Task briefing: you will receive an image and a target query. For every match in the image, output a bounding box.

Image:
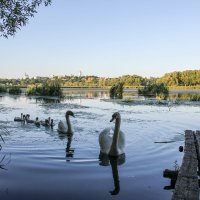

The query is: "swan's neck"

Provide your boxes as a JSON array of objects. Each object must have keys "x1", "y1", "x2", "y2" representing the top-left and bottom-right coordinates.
[
  {"x1": 66, "y1": 116, "x2": 73, "y2": 133},
  {"x1": 109, "y1": 118, "x2": 121, "y2": 156}
]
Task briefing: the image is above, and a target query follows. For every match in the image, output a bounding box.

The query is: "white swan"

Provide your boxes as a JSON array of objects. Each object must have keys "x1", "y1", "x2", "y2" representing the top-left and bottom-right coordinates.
[
  {"x1": 57, "y1": 110, "x2": 74, "y2": 134},
  {"x1": 99, "y1": 112, "x2": 125, "y2": 156}
]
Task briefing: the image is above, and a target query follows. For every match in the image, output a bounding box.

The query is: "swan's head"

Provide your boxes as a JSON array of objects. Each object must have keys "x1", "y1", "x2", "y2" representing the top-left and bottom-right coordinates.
[
  {"x1": 65, "y1": 110, "x2": 75, "y2": 118},
  {"x1": 110, "y1": 112, "x2": 120, "y2": 122}
]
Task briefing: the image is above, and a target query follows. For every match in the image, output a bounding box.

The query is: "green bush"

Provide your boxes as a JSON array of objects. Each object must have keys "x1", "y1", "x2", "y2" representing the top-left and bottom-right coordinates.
[
  {"x1": 27, "y1": 80, "x2": 63, "y2": 97},
  {"x1": 8, "y1": 86, "x2": 22, "y2": 94},
  {"x1": 109, "y1": 82, "x2": 124, "y2": 99},
  {"x1": 138, "y1": 83, "x2": 169, "y2": 100},
  {"x1": 0, "y1": 85, "x2": 7, "y2": 93}
]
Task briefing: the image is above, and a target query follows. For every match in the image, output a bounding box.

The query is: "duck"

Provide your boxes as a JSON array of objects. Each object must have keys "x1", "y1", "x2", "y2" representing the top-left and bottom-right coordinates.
[
  {"x1": 99, "y1": 112, "x2": 125, "y2": 156},
  {"x1": 57, "y1": 110, "x2": 74, "y2": 134}
]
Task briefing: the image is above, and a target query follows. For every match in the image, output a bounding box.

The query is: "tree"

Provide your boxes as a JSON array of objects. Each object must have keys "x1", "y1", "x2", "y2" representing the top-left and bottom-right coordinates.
[
  {"x1": 0, "y1": 0, "x2": 51, "y2": 38},
  {"x1": 138, "y1": 83, "x2": 169, "y2": 100},
  {"x1": 109, "y1": 82, "x2": 124, "y2": 99}
]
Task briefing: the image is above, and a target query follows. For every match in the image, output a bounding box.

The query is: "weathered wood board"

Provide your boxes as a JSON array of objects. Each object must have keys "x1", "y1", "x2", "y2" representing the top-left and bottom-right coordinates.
[{"x1": 172, "y1": 130, "x2": 199, "y2": 200}]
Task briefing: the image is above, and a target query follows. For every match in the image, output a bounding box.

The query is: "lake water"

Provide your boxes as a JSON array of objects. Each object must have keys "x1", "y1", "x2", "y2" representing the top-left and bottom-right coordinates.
[{"x1": 0, "y1": 90, "x2": 199, "y2": 200}]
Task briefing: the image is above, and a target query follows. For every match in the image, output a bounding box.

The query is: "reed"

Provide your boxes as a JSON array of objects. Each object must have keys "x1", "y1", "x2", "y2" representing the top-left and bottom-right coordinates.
[{"x1": 8, "y1": 86, "x2": 22, "y2": 94}]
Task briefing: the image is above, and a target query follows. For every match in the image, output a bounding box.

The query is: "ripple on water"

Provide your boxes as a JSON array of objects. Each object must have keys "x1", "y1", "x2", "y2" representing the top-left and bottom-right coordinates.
[{"x1": 0, "y1": 94, "x2": 199, "y2": 200}]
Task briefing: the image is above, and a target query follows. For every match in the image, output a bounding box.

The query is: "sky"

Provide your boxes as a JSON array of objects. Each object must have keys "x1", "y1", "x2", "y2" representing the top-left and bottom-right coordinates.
[{"x1": 0, "y1": 0, "x2": 200, "y2": 78}]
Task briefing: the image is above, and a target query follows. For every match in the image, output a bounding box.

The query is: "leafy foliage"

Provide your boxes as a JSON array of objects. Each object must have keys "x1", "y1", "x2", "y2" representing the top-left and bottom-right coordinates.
[
  {"x1": 8, "y1": 86, "x2": 22, "y2": 94},
  {"x1": 27, "y1": 80, "x2": 62, "y2": 97},
  {"x1": 0, "y1": 85, "x2": 7, "y2": 93},
  {"x1": 157, "y1": 70, "x2": 200, "y2": 86},
  {"x1": 138, "y1": 83, "x2": 169, "y2": 100},
  {"x1": 0, "y1": 70, "x2": 199, "y2": 89},
  {"x1": 109, "y1": 82, "x2": 124, "y2": 99},
  {"x1": 0, "y1": 0, "x2": 51, "y2": 38}
]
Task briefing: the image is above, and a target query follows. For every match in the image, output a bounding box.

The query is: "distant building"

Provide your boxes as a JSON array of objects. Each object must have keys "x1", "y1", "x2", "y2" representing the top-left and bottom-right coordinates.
[
  {"x1": 33, "y1": 76, "x2": 48, "y2": 80},
  {"x1": 23, "y1": 73, "x2": 29, "y2": 79}
]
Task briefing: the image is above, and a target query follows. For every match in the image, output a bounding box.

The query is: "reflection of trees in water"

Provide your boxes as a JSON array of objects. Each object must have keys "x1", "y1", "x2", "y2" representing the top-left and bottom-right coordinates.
[
  {"x1": 35, "y1": 97, "x2": 61, "y2": 104},
  {"x1": 169, "y1": 93, "x2": 200, "y2": 101},
  {"x1": 63, "y1": 91, "x2": 109, "y2": 99},
  {"x1": 99, "y1": 153, "x2": 126, "y2": 195},
  {"x1": 32, "y1": 91, "x2": 110, "y2": 104}
]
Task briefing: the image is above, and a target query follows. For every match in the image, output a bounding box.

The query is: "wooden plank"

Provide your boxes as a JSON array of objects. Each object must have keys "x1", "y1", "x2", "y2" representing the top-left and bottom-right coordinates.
[
  {"x1": 172, "y1": 130, "x2": 199, "y2": 200},
  {"x1": 195, "y1": 130, "x2": 200, "y2": 173}
]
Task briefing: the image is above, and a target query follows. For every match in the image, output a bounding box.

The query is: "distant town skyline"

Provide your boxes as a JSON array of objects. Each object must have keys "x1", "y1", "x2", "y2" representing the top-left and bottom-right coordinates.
[
  {"x1": 1, "y1": 0, "x2": 200, "y2": 78},
  {"x1": 1, "y1": 68, "x2": 199, "y2": 80}
]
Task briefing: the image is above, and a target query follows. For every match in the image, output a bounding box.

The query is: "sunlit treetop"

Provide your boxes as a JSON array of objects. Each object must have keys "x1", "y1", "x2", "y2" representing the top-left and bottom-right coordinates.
[{"x1": 0, "y1": 0, "x2": 51, "y2": 38}]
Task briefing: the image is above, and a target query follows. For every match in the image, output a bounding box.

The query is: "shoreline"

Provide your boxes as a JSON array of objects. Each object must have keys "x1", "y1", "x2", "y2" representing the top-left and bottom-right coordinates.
[
  {"x1": 61, "y1": 87, "x2": 200, "y2": 93},
  {"x1": 9, "y1": 87, "x2": 200, "y2": 94}
]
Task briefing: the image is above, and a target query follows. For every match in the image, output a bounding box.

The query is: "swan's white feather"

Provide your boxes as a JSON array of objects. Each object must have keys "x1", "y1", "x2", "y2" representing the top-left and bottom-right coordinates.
[
  {"x1": 99, "y1": 127, "x2": 125, "y2": 155},
  {"x1": 58, "y1": 120, "x2": 68, "y2": 133}
]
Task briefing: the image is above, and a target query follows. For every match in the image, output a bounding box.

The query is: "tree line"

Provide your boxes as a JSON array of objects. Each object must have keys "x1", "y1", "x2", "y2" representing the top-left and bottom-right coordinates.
[{"x1": 0, "y1": 70, "x2": 199, "y2": 88}]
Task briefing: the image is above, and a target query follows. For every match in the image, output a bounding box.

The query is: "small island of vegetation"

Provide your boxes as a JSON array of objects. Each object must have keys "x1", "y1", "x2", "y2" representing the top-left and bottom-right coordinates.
[
  {"x1": 0, "y1": 70, "x2": 199, "y2": 99},
  {"x1": 138, "y1": 83, "x2": 169, "y2": 100},
  {"x1": 109, "y1": 82, "x2": 124, "y2": 99},
  {"x1": 26, "y1": 80, "x2": 62, "y2": 97}
]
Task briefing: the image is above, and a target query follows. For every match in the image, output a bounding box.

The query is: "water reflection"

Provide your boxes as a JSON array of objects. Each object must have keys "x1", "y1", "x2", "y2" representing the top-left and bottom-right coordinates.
[
  {"x1": 58, "y1": 133, "x2": 75, "y2": 159},
  {"x1": 35, "y1": 97, "x2": 60, "y2": 104},
  {"x1": 99, "y1": 153, "x2": 126, "y2": 195},
  {"x1": 169, "y1": 93, "x2": 200, "y2": 101},
  {"x1": 65, "y1": 135, "x2": 74, "y2": 158}
]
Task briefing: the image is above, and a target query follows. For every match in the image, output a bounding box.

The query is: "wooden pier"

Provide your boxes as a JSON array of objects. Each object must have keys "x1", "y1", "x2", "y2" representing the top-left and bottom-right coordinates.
[{"x1": 164, "y1": 130, "x2": 200, "y2": 200}]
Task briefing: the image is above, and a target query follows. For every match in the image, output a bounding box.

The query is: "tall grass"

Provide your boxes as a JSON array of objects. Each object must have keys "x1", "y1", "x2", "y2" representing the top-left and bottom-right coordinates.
[
  {"x1": 0, "y1": 85, "x2": 7, "y2": 93},
  {"x1": 8, "y1": 86, "x2": 22, "y2": 94}
]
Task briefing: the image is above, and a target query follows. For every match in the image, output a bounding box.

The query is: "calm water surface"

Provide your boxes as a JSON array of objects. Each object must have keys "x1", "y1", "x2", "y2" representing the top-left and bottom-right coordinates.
[{"x1": 0, "y1": 90, "x2": 199, "y2": 200}]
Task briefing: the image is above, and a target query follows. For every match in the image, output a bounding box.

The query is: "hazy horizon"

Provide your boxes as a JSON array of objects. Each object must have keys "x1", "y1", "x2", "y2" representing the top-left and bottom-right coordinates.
[
  {"x1": 1, "y1": 0, "x2": 200, "y2": 78},
  {"x1": 1, "y1": 68, "x2": 200, "y2": 80}
]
